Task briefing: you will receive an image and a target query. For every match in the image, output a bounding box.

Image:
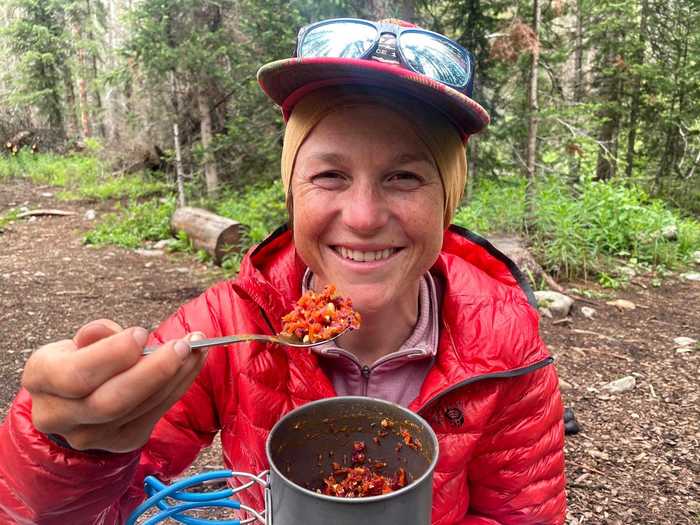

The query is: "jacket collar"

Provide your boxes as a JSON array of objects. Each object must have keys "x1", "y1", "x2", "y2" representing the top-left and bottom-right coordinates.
[{"x1": 233, "y1": 225, "x2": 549, "y2": 409}]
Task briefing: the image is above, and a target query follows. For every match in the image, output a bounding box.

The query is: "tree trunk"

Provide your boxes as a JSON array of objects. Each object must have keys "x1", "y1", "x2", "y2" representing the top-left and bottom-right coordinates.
[
  {"x1": 624, "y1": 0, "x2": 647, "y2": 178},
  {"x1": 61, "y1": 65, "x2": 80, "y2": 139},
  {"x1": 86, "y1": 0, "x2": 106, "y2": 138},
  {"x1": 594, "y1": 48, "x2": 622, "y2": 181},
  {"x1": 196, "y1": 88, "x2": 219, "y2": 196},
  {"x1": 74, "y1": 20, "x2": 91, "y2": 139},
  {"x1": 399, "y1": 0, "x2": 416, "y2": 21},
  {"x1": 574, "y1": 0, "x2": 584, "y2": 102},
  {"x1": 174, "y1": 123, "x2": 186, "y2": 207},
  {"x1": 525, "y1": 0, "x2": 541, "y2": 225}
]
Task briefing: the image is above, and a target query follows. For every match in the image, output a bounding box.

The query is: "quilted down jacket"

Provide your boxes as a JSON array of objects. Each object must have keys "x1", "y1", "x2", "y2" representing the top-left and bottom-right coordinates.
[{"x1": 0, "y1": 225, "x2": 566, "y2": 524}]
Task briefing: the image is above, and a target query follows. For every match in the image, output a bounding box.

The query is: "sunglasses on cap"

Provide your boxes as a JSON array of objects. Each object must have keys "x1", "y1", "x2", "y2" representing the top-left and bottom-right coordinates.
[{"x1": 294, "y1": 18, "x2": 476, "y2": 97}]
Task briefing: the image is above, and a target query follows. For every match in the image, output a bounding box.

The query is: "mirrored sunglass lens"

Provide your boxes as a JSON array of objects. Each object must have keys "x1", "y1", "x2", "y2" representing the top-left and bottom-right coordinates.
[
  {"x1": 399, "y1": 32, "x2": 470, "y2": 88},
  {"x1": 300, "y1": 22, "x2": 377, "y2": 59}
]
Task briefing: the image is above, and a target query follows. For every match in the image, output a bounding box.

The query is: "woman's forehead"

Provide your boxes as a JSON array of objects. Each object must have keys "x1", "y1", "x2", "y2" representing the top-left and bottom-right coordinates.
[{"x1": 299, "y1": 104, "x2": 434, "y2": 158}]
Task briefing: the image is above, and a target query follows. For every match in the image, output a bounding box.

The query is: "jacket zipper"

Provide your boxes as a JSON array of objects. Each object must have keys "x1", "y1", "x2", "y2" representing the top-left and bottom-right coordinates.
[
  {"x1": 416, "y1": 357, "x2": 555, "y2": 415},
  {"x1": 325, "y1": 348, "x2": 425, "y2": 397}
]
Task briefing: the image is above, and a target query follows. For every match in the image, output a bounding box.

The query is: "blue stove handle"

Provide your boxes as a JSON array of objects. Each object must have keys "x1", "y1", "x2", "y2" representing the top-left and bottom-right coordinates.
[{"x1": 127, "y1": 470, "x2": 241, "y2": 525}]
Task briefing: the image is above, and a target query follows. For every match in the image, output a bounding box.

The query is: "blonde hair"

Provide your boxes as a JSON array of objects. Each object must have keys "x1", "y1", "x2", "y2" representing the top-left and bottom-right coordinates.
[{"x1": 281, "y1": 85, "x2": 467, "y2": 228}]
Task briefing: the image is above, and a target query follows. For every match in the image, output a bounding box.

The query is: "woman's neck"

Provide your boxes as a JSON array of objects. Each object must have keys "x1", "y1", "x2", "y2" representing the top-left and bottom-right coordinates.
[{"x1": 334, "y1": 281, "x2": 421, "y2": 366}]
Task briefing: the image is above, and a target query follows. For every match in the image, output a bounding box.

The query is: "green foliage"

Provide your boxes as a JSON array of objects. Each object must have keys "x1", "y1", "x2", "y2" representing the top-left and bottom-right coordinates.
[
  {"x1": 215, "y1": 179, "x2": 287, "y2": 244},
  {"x1": 0, "y1": 149, "x2": 168, "y2": 200},
  {"x1": 454, "y1": 176, "x2": 700, "y2": 280},
  {"x1": 83, "y1": 197, "x2": 176, "y2": 248},
  {"x1": 454, "y1": 178, "x2": 525, "y2": 234},
  {"x1": 1, "y1": 0, "x2": 69, "y2": 128}
]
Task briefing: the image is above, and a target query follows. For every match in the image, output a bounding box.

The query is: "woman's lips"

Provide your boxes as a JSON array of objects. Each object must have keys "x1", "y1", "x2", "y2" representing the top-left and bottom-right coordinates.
[{"x1": 332, "y1": 246, "x2": 402, "y2": 263}]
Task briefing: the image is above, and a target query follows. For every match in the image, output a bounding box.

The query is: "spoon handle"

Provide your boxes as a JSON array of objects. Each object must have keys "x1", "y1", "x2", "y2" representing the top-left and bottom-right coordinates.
[{"x1": 141, "y1": 334, "x2": 278, "y2": 355}]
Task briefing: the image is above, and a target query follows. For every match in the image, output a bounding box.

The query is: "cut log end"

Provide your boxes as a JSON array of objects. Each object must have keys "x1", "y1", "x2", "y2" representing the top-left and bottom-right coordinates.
[{"x1": 171, "y1": 207, "x2": 241, "y2": 265}]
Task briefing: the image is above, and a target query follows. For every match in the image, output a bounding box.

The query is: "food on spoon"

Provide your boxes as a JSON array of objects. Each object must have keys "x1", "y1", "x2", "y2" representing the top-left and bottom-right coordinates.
[
  {"x1": 281, "y1": 284, "x2": 361, "y2": 343},
  {"x1": 319, "y1": 441, "x2": 408, "y2": 497}
]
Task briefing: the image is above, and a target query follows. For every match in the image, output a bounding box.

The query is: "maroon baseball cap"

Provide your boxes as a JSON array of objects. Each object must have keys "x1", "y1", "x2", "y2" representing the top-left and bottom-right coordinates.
[{"x1": 257, "y1": 19, "x2": 490, "y2": 140}]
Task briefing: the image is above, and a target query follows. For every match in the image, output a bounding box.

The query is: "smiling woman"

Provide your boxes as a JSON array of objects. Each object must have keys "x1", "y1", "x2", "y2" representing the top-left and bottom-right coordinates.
[{"x1": 0, "y1": 17, "x2": 565, "y2": 525}]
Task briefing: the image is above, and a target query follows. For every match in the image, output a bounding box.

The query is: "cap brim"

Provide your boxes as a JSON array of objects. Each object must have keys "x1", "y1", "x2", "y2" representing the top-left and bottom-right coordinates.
[{"x1": 257, "y1": 57, "x2": 490, "y2": 136}]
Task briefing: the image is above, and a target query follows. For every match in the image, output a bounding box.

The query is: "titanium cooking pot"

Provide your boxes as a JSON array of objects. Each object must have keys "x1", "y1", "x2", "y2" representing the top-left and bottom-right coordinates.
[
  {"x1": 128, "y1": 396, "x2": 439, "y2": 525},
  {"x1": 266, "y1": 396, "x2": 439, "y2": 525}
]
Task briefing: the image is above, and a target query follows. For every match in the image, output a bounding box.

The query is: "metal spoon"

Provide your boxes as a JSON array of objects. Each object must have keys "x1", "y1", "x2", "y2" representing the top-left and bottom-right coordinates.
[{"x1": 141, "y1": 327, "x2": 352, "y2": 355}]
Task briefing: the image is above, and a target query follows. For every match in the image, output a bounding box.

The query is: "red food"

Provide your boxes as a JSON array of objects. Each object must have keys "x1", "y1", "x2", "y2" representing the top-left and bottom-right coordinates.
[
  {"x1": 281, "y1": 285, "x2": 361, "y2": 343},
  {"x1": 319, "y1": 441, "x2": 409, "y2": 498},
  {"x1": 400, "y1": 428, "x2": 423, "y2": 451}
]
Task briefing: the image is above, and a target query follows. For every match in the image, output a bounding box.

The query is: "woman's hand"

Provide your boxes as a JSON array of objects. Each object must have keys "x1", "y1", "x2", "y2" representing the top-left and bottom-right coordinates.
[{"x1": 21, "y1": 319, "x2": 208, "y2": 453}]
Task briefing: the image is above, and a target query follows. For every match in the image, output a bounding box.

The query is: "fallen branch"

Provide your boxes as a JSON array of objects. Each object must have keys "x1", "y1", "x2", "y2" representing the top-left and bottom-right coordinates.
[
  {"x1": 568, "y1": 461, "x2": 609, "y2": 478},
  {"x1": 16, "y1": 209, "x2": 76, "y2": 219}
]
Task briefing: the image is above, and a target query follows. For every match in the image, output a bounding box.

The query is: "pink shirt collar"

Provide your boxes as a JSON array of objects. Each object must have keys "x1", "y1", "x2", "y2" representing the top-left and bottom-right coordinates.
[{"x1": 302, "y1": 270, "x2": 439, "y2": 407}]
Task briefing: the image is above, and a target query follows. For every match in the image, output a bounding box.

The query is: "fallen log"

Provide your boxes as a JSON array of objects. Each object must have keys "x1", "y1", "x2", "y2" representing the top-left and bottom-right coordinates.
[
  {"x1": 170, "y1": 207, "x2": 241, "y2": 265},
  {"x1": 17, "y1": 209, "x2": 76, "y2": 219},
  {"x1": 4, "y1": 130, "x2": 35, "y2": 154}
]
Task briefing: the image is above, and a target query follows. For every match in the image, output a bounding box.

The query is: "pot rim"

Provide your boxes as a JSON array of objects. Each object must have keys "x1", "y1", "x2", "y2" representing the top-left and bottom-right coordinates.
[{"x1": 265, "y1": 396, "x2": 439, "y2": 504}]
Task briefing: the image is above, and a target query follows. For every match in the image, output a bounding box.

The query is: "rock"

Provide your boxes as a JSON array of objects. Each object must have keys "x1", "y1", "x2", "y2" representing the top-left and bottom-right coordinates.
[
  {"x1": 673, "y1": 337, "x2": 697, "y2": 347},
  {"x1": 681, "y1": 272, "x2": 700, "y2": 282},
  {"x1": 618, "y1": 266, "x2": 636, "y2": 278},
  {"x1": 581, "y1": 306, "x2": 596, "y2": 319},
  {"x1": 534, "y1": 291, "x2": 574, "y2": 318},
  {"x1": 84, "y1": 209, "x2": 96, "y2": 220},
  {"x1": 564, "y1": 408, "x2": 581, "y2": 435},
  {"x1": 661, "y1": 224, "x2": 678, "y2": 241},
  {"x1": 134, "y1": 249, "x2": 164, "y2": 257},
  {"x1": 40, "y1": 192, "x2": 53, "y2": 197},
  {"x1": 559, "y1": 378, "x2": 573, "y2": 391},
  {"x1": 606, "y1": 299, "x2": 636, "y2": 310},
  {"x1": 693, "y1": 251, "x2": 700, "y2": 265},
  {"x1": 602, "y1": 375, "x2": 636, "y2": 394},
  {"x1": 153, "y1": 238, "x2": 177, "y2": 250}
]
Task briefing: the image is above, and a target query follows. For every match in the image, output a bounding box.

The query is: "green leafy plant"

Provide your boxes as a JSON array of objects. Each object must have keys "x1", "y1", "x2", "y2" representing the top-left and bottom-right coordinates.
[{"x1": 83, "y1": 197, "x2": 176, "y2": 248}]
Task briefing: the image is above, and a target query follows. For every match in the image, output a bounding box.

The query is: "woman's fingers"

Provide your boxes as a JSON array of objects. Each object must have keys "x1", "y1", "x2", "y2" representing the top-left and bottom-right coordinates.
[
  {"x1": 59, "y1": 344, "x2": 208, "y2": 452},
  {"x1": 111, "y1": 335, "x2": 208, "y2": 426},
  {"x1": 109, "y1": 355, "x2": 209, "y2": 452},
  {"x1": 75, "y1": 337, "x2": 197, "y2": 424},
  {"x1": 73, "y1": 319, "x2": 124, "y2": 348},
  {"x1": 31, "y1": 327, "x2": 149, "y2": 399}
]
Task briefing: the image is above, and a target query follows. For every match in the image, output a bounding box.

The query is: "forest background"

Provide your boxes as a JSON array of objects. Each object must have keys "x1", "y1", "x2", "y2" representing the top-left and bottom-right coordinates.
[{"x1": 0, "y1": 0, "x2": 699, "y2": 284}]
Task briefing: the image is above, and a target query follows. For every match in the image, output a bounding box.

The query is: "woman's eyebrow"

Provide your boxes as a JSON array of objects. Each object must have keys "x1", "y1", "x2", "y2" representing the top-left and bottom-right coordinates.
[
  {"x1": 391, "y1": 151, "x2": 437, "y2": 168},
  {"x1": 308, "y1": 152, "x2": 349, "y2": 165}
]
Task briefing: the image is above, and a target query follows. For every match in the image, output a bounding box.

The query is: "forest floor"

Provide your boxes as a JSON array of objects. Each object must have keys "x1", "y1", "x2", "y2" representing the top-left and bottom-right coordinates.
[{"x1": 0, "y1": 177, "x2": 698, "y2": 525}]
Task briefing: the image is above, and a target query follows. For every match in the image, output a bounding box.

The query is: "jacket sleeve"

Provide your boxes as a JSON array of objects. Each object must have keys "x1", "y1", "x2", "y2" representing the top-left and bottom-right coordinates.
[
  {"x1": 459, "y1": 364, "x2": 567, "y2": 525},
  {"x1": 0, "y1": 285, "x2": 230, "y2": 525}
]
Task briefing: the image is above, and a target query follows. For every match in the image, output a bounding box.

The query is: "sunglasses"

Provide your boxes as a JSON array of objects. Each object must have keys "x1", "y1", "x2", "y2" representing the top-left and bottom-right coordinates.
[{"x1": 295, "y1": 18, "x2": 475, "y2": 97}]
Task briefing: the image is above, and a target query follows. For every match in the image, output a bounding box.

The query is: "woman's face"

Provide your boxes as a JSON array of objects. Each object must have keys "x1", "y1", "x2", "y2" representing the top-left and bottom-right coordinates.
[{"x1": 291, "y1": 104, "x2": 444, "y2": 315}]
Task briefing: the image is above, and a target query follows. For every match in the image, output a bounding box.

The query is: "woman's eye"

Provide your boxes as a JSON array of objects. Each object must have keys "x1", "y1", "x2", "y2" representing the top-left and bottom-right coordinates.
[
  {"x1": 311, "y1": 172, "x2": 347, "y2": 189},
  {"x1": 386, "y1": 172, "x2": 423, "y2": 188}
]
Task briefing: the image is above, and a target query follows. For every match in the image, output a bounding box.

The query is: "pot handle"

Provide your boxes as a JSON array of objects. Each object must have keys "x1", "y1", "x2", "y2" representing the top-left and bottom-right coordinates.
[{"x1": 126, "y1": 469, "x2": 270, "y2": 525}]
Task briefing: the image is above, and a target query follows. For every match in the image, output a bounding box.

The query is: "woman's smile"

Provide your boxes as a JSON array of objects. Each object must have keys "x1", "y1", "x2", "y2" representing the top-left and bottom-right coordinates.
[{"x1": 291, "y1": 104, "x2": 444, "y2": 317}]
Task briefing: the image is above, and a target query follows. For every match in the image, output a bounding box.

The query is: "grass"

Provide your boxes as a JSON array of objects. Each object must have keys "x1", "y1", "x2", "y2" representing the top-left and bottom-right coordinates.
[
  {"x1": 4, "y1": 149, "x2": 699, "y2": 283},
  {"x1": 454, "y1": 176, "x2": 700, "y2": 281},
  {"x1": 83, "y1": 198, "x2": 177, "y2": 248},
  {"x1": 0, "y1": 148, "x2": 168, "y2": 201}
]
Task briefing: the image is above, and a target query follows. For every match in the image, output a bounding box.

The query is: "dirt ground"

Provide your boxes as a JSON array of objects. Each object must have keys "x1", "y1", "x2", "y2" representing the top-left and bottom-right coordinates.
[{"x1": 1, "y1": 178, "x2": 698, "y2": 524}]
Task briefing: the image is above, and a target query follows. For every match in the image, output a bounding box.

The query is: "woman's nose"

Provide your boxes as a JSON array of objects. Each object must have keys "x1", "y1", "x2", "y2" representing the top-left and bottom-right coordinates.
[{"x1": 341, "y1": 182, "x2": 390, "y2": 234}]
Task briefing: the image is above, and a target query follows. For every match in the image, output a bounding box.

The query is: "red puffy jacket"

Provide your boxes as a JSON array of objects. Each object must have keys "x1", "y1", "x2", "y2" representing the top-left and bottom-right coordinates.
[{"x1": 0, "y1": 225, "x2": 566, "y2": 524}]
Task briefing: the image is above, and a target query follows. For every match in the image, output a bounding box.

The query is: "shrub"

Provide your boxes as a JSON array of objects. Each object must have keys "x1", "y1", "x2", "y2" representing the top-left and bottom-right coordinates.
[
  {"x1": 454, "y1": 176, "x2": 700, "y2": 280},
  {"x1": 84, "y1": 197, "x2": 176, "y2": 248}
]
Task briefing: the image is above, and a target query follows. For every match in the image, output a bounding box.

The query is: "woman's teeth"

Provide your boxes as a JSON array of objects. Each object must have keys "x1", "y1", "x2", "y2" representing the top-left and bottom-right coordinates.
[{"x1": 336, "y1": 246, "x2": 397, "y2": 262}]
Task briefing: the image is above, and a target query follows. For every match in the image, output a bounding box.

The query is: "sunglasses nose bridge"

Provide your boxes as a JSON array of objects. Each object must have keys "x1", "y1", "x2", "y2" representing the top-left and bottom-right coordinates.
[{"x1": 370, "y1": 22, "x2": 402, "y2": 64}]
